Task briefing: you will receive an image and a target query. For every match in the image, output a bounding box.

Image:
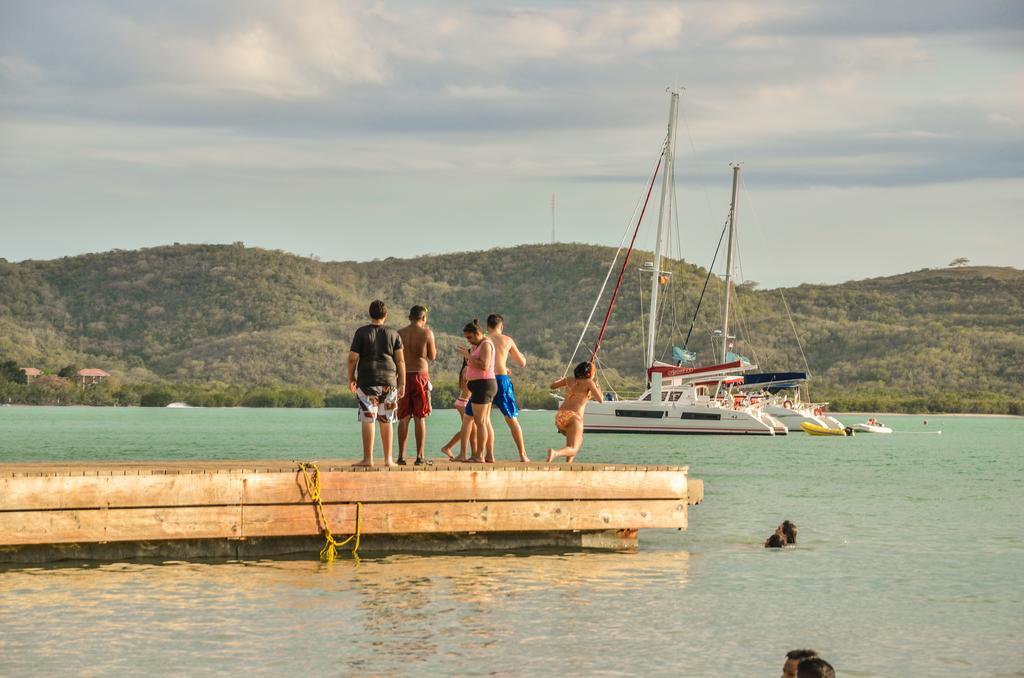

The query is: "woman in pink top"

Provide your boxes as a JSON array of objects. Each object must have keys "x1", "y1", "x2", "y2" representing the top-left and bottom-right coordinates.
[{"x1": 456, "y1": 319, "x2": 496, "y2": 463}]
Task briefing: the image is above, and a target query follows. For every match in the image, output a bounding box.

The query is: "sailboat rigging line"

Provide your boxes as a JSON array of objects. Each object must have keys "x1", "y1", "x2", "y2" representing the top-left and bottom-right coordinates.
[
  {"x1": 592, "y1": 350, "x2": 616, "y2": 395},
  {"x1": 637, "y1": 268, "x2": 646, "y2": 373},
  {"x1": 652, "y1": 165, "x2": 680, "y2": 361},
  {"x1": 731, "y1": 286, "x2": 761, "y2": 368},
  {"x1": 730, "y1": 232, "x2": 763, "y2": 368},
  {"x1": 654, "y1": 261, "x2": 672, "y2": 360},
  {"x1": 662, "y1": 169, "x2": 687, "y2": 361},
  {"x1": 591, "y1": 150, "x2": 665, "y2": 362},
  {"x1": 682, "y1": 214, "x2": 730, "y2": 349},
  {"x1": 563, "y1": 145, "x2": 666, "y2": 378},
  {"x1": 737, "y1": 172, "x2": 813, "y2": 379},
  {"x1": 780, "y1": 290, "x2": 810, "y2": 376},
  {"x1": 578, "y1": 343, "x2": 617, "y2": 397},
  {"x1": 680, "y1": 107, "x2": 720, "y2": 246}
]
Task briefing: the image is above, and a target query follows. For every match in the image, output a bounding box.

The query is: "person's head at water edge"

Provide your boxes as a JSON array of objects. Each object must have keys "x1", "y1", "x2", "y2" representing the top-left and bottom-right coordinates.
[
  {"x1": 781, "y1": 520, "x2": 798, "y2": 544},
  {"x1": 766, "y1": 519, "x2": 798, "y2": 548},
  {"x1": 783, "y1": 649, "x2": 817, "y2": 678},
  {"x1": 797, "y1": 656, "x2": 835, "y2": 678}
]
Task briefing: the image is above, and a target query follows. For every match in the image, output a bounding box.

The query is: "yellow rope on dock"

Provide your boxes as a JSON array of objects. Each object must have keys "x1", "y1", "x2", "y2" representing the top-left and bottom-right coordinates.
[{"x1": 296, "y1": 462, "x2": 361, "y2": 563}]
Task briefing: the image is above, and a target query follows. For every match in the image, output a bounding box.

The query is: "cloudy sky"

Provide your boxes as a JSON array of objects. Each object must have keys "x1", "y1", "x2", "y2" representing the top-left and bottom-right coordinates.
[{"x1": 2, "y1": 0, "x2": 1022, "y2": 286}]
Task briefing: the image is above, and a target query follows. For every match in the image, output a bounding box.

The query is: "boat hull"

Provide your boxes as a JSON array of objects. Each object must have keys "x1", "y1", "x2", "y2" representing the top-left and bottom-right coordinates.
[
  {"x1": 764, "y1": 405, "x2": 844, "y2": 432},
  {"x1": 585, "y1": 400, "x2": 780, "y2": 435},
  {"x1": 851, "y1": 424, "x2": 892, "y2": 433},
  {"x1": 800, "y1": 422, "x2": 849, "y2": 436}
]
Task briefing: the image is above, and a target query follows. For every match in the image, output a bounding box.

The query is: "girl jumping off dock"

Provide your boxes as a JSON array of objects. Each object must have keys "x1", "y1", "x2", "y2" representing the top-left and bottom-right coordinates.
[{"x1": 547, "y1": 362, "x2": 602, "y2": 463}]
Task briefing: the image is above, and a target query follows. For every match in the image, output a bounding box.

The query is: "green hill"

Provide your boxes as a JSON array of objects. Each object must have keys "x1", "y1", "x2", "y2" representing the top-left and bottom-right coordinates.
[{"x1": 1, "y1": 244, "x2": 1021, "y2": 413}]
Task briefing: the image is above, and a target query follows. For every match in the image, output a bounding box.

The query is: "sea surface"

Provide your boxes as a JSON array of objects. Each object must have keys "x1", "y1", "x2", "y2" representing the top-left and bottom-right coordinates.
[{"x1": 1, "y1": 407, "x2": 1021, "y2": 677}]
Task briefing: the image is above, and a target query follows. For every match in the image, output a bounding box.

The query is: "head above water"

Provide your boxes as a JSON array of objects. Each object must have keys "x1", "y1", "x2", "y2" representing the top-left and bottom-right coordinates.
[
  {"x1": 368, "y1": 299, "x2": 387, "y2": 321},
  {"x1": 573, "y1": 362, "x2": 593, "y2": 379},
  {"x1": 409, "y1": 305, "x2": 427, "y2": 322},
  {"x1": 781, "y1": 520, "x2": 798, "y2": 544},
  {"x1": 765, "y1": 533, "x2": 785, "y2": 548},
  {"x1": 463, "y1": 319, "x2": 484, "y2": 343},
  {"x1": 796, "y1": 656, "x2": 835, "y2": 678},
  {"x1": 783, "y1": 649, "x2": 818, "y2": 678},
  {"x1": 486, "y1": 313, "x2": 504, "y2": 330}
]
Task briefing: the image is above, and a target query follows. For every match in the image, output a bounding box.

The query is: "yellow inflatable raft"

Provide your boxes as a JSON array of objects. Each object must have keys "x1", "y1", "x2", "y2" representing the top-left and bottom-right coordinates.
[{"x1": 801, "y1": 422, "x2": 851, "y2": 436}]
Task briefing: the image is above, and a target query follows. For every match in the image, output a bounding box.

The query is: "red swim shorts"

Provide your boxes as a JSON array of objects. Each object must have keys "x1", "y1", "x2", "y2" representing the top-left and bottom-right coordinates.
[{"x1": 398, "y1": 372, "x2": 432, "y2": 419}]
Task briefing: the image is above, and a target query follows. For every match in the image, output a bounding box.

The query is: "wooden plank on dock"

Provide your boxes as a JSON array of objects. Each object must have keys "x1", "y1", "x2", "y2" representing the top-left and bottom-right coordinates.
[
  {"x1": 0, "y1": 460, "x2": 701, "y2": 556},
  {"x1": 0, "y1": 460, "x2": 688, "y2": 477},
  {"x1": 0, "y1": 500, "x2": 685, "y2": 545},
  {"x1": 1, "y1": 467, "x2": 688, "y2": 510},
  {"x1": 241, "y1": 499, "x2": 687, "y2": 537},
  {"x1": 0, "y1": 473, "x2": 246, "y2": 510},
  {"x1": 0, "y1": 506, "x2": 242, "y2": 545}
]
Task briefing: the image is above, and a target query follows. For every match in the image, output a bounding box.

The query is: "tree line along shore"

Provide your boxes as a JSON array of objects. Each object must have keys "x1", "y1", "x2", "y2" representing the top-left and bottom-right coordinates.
[
  {"x1": 1, "y1": 367, "x2": 1020, "y2": 414},
  {"x1": 0, "y1": 362, "x2": 558, "y2": 410},
  {"x1": 2, "y1": 244, "x2": 1021, "y2": 415}
]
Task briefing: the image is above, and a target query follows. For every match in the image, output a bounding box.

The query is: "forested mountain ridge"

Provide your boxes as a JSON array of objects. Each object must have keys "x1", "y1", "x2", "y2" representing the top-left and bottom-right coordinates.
[{"x1": 1, "y1": 244, "x2": 1021, "y2": 413}]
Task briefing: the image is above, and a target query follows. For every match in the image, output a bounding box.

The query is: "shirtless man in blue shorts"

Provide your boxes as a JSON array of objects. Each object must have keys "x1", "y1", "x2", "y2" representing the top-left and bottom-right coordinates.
[{"x1": 485, "y1": 313, "x2": 529, "y2": 462}]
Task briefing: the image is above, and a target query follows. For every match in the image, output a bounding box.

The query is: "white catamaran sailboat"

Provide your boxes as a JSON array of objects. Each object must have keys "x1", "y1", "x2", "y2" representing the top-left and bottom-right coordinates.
[
  {"x1": 581, "y1": 91, "x2": 786, "y2": 436},
  {"x1": 738, "y1": 372, "x2": 845, "y2": 432}
]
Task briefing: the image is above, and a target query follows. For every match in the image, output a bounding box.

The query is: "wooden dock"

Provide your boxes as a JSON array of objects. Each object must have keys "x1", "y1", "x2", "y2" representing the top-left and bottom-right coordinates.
[{"x1": 0, "y1": 460, "x2": 703, "y2": 563}]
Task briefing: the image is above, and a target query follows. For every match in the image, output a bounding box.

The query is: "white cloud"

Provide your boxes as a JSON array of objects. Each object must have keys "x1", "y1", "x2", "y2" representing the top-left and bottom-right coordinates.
[
  {"x1": 1, "y1": 0, "x2": 1021, "y2": 280},
  {"x1": 209, "y1": 24, "x2": 323, "y2": 98},
  {"x1": 444, "y1": 84, "x2": 524, "y2": 99},
  {"x1": 0, "y1": 56, "x2": 43, "y2": 83}
]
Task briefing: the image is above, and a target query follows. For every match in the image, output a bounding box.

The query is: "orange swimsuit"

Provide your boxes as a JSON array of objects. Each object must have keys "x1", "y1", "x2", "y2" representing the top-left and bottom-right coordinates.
[
  {"x1": 555, "y1": 409, "x2": 581, "y2": 433},
  {"x1": 555, "y1": 380, "x2": 589, "y2": 432}
]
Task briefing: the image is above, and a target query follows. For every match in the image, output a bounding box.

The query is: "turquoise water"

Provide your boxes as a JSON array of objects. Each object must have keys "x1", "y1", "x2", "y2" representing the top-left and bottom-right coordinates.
[{"x1": 1, "y1": 407, "x2": 1022, "y2": 676}]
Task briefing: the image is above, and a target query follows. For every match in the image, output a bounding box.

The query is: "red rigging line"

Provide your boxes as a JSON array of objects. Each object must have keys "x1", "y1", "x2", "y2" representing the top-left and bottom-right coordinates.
[{"x1": 590, "y1": 150, "x2": 665, "y2": 363}]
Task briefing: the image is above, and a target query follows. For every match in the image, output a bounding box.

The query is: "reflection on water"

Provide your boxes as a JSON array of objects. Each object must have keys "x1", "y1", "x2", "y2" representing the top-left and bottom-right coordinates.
[
  {"x1": 0, "y1": 551, "x2": 691, "y2": 676},
  {"x1": 2, "y1": 411, "x2": 1023, "y2": 675}
]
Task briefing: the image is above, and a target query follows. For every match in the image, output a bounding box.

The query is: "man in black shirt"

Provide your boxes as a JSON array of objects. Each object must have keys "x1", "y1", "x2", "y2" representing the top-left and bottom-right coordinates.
[{"x1": 348, "y1": 300, "x2": 406, "y2": 467}]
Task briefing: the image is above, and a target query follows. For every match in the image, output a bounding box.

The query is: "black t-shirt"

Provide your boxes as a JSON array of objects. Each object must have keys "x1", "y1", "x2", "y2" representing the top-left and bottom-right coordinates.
[{"x1": 349, "y1": 324, "x2": 403, "y2": 387}]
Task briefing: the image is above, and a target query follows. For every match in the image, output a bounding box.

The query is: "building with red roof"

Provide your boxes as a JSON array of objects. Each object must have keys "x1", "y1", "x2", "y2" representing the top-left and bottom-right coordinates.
[{"x1": 20, "y1": 367, "x2": 42, "y2": 384}]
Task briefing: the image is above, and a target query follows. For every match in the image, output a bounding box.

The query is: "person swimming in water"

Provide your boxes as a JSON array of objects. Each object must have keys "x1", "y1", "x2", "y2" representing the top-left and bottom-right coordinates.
[
  {"x1": 765, "y1": 519, "x2": 798, "y2": 547},
  {"x1": 546, "y1": 361, "x2": 602, "y2": 463},
  {"x1": 779, "y1": 519, "x2": 798, "y2": 544}
]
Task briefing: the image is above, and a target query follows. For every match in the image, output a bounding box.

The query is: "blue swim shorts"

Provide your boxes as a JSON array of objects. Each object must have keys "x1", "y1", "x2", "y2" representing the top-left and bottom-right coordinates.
[
  {"x1": 493, "y1": 375, "x2": 519, "y2": 418},
  {"x1": 464, "y1": 375, "x2": 519, "y2": 419}
]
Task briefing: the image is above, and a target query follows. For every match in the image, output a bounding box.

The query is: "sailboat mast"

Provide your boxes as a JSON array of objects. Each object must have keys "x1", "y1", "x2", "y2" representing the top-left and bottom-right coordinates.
[
  {"x1": 721, "y1": 163, "x2": 740, "y2": 363},
  {"x1": 645, "y1": 90, "x2": 679, "y2": 369}
]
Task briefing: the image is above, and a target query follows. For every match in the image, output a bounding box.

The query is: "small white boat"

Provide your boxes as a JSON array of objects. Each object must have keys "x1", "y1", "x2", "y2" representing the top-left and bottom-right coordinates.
[
  {"x1": 852, "y1": 422, "x2": 892, "y2": 434},
  {"x1": 165, "y1": 402, "x2": 192, "y2": 408}
]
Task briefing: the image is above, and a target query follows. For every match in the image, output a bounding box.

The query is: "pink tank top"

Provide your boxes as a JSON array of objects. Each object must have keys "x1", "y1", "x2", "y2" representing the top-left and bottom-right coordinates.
[{"x1": 466, "y1": 339, "x2": 495, "y2": 380}]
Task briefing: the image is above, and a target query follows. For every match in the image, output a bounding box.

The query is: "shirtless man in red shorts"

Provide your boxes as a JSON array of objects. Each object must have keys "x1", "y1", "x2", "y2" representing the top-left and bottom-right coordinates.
[{"x1": 397, "y1": 305, "x2": 437, "y2": 466}]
